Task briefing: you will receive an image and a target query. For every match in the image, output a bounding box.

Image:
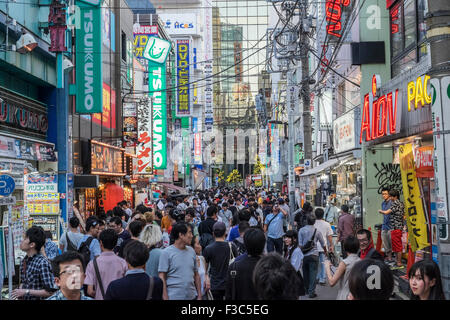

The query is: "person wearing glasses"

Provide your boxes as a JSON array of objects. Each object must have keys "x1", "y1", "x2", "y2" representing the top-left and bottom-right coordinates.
[
  {"x1": 47, "y1": 252, "x2": 93, "y2": 300},
  {"x1": 356, "y1": 229, "x2": 383, "y2": 261}
]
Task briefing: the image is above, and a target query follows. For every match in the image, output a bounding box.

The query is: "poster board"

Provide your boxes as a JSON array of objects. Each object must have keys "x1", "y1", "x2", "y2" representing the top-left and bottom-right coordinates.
[{"x1": 29, "y1": 214, "x2": 60, "y2": 241}]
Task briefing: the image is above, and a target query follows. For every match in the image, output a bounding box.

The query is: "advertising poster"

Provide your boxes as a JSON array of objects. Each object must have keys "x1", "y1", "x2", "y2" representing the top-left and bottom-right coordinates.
[
  {"x1": 137, "y1": 98, "x2": 153, "y2": 175},
  {"x1": 176, "y1": 39, "x2": 191, "y2": 117},
  {"x1": 92, "y1": 83, "x2": 116, "y2": 129},
  {"x1": 399, "y1": 144, "x2": 430, "y2": 252},
  {"x1": 25, "y1": 173, "x2": 59, "y2": 218}
]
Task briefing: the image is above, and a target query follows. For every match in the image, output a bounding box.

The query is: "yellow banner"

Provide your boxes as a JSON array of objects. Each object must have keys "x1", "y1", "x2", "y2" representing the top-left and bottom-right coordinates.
[{"x1": 399, "y1": 143, "x2": 429, "y2": 252}]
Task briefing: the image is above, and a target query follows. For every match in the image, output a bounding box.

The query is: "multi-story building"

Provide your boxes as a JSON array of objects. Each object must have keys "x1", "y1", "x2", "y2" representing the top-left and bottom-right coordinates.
[{"x1": 212, "y1": 0, "x2": 269, "y2": 181}]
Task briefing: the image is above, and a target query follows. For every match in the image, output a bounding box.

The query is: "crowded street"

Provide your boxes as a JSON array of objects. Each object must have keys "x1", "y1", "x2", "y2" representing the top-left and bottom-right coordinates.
[{"x1": 0, "y1": 0, "x2": 449, "y2": 305}]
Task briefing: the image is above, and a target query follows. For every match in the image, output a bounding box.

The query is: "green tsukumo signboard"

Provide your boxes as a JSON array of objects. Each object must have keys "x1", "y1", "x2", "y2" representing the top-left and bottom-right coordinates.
[
  {"x1": 144, "y1": 36, "x2": 171, "y2": 170},
  {"x1": 75, "y1": 0, "x2": 103, "y2": 113},
  {"x1": 149, "y1": 61, "x2": 167, "y2": 169}
]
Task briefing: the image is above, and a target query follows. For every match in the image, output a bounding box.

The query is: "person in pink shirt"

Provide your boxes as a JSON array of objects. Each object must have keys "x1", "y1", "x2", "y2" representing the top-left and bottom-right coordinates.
[{"x1": 84, "y1": 229, "x2": 128, "y2": 300}]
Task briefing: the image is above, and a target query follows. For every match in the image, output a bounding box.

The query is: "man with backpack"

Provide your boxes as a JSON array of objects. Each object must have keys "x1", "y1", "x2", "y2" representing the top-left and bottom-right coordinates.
[
  {"x1": 298, "y1": 213, "x2": 327, "y2": 299},
  {"x1": 59, "y1": 216, "x2": 84, "y2": 253},
  {"x1": 198, "y1": 205, "x2": 218, "y2": 252},
  {"x1": 77, "y1": 216, "x2": 101, "y2": 265}
]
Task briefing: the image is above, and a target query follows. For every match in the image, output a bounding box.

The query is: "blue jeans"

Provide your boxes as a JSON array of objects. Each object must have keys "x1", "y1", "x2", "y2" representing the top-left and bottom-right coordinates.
[
  {"x1": 302, "y1": 255, "x2": 319, "y2": 295},
  {"x1": 317, "y1": 252, "x2": 326, "y2": 283},
  {"x1": 267, "y1": 237, "x2": 283, "y2": 254}
]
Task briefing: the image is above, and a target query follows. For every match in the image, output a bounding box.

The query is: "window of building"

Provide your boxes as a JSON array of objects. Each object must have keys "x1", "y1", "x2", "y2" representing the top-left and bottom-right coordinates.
[{"x1": 390, "y1": 0, "x2": 428, "y2": 77}]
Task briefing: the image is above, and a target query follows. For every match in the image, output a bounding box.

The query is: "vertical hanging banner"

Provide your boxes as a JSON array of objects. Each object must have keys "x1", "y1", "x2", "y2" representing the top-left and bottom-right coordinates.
[
  {"x1": 149, "y1": 61, "x2": 167, "y2": 170},
  {"x1": 76, "y1": 0, "x2": 103, "y2": 113},
  {"x1": 399, "y1": 143, "x2": 430, "y2": 252},
  {"x1": 193, "y1": 118, "x2": 202, "y2": 165},
  {"x1": 176, "y1": 39, "x2": 191, "y2": 117},
  {"x1": 136, "y1": 98, "x2": 152, "y2": 175}
]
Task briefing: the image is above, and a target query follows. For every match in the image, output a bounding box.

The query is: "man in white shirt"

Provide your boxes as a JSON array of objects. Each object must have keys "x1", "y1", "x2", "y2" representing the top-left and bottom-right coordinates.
[{"x1": 313, "y1": 208, "x2": 334, "y2": 285}]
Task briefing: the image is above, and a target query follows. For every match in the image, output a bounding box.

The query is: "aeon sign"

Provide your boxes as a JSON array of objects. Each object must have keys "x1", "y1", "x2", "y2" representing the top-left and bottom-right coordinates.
[{"x1": 360, "y1": 75, "x2": 400, "y2": 143}]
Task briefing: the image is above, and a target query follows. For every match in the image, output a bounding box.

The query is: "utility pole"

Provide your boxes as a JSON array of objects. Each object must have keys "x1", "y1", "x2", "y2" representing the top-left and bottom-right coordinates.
[
  {"x1": 428, "y1": 0, "x2": 450, "y2": 298},
  {"x1": 268, "y1": 0, "x2": 313, "y2": 214}
]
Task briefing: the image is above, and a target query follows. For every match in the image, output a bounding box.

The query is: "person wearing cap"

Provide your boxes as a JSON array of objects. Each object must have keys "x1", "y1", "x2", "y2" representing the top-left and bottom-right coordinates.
[
  {"x1": 203, "y1": 221, "x2": 239, "y2": 301},
  {"x1": 77, "y1": 216, "x2": 101, "y2": 262}
]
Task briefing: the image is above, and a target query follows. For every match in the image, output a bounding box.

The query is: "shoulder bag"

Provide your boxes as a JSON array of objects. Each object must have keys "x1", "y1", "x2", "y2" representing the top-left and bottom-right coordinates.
[{"x1": 93, "y1": 257, "x2": 106, "y2": 299}]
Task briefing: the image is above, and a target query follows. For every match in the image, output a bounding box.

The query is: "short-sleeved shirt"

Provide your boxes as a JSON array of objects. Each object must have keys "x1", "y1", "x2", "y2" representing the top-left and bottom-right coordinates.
[
  {"x1": 381, "y1": 200, "x2": 392, "y2": 230},
  {"x1": 390, "y1": 199, "x2": 405, "y2": 230},
  {"x1": 44, "y1": 239, "x2": 59, "y2": 260},
  {"x1": 298, "y1": 225, "x2": 325, "y2": 257},
  {"x1": 59, "y1": 230, "x2": 84, "y2": 252},
  {"x1": 203, "y1": 241, "x2": 238, "y2": 291},
  {"x1": 84, "y1": 251, "x2": 128, "y2": 300},
  {"x1": 77, "y1": 235, "x2": 102, "y2": 262},
  {"x1": 146, "y1": 247, "x2": 163, "y2": 278},
  {"x1": 314, "y1": 219, "x2": 333, "y2": 252},
  {"x1": 264, "y1": 212, "x2": 285, "y2": 239},
  {"x1": 158, "y1": 245, "x2": 198, "y2": 300}
]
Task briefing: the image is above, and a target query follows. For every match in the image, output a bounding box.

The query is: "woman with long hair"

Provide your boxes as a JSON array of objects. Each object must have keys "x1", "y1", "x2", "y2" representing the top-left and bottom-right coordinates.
[
  {"x1": 409, "y1": 259, "x2": 446, "y2": 300},
  {"x1": 283, "y1": 230, "x2": 305, "y2": 297}
]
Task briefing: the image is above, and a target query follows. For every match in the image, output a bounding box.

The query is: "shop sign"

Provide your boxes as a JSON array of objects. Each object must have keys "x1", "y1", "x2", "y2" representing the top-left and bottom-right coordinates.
[
  {"x1": 149, "y1": 62, "x2": 167, "y2": 170},
  {"x1": 92, "y1": 83, "x2": 116, "y2": 129},
  {"x1": 399, "y1": 143, "x2": 430, "y2": 252},
  {"x1": 137, "y1": 97, "x2": 152, "y2": 175},
  {"x1": 91, "y1": 141, "x2": 124, "y2": 175},
  {"x1": 75, "y1": 0, "x2": 103, "y2": 113},
  {"x1": 414, "y1": 146, "x2": 434, "y2": 178},
  {"x1": 333, "y1": 111, "x2": 355, "y2": 154},
  {"x1": 325, "y1": 0, "x2": 351, "y2": 39},
  {"x1": 407, "y1": 75, "x2": 432, "y2": 112},
  {"x1": 176, "y1": 39, "x2": 191, "y2": 117},
  {"x1": 133, "y1": 24, "x2": 158, "y2": 66},
  {"x1": 25, "y1": 173, "x2": 58, "y2": 194},
  {"x1": 360, "y1": 75, "x2": 400, "y2": 143},
  {"x1": 143, "y1": 36, "x2": 171, "y2": 65},
  {"x1": 0, "y1": 100, "x2": 48, "y2": 134},
  {"x1": 160, "y1": 14, "x2": 198, "y2": 35}
]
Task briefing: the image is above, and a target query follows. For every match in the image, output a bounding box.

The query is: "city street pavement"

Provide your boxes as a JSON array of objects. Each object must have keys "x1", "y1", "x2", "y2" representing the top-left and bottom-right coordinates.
[{"x1": 300, "y1": 282, "x2": 340, "y2": 300}]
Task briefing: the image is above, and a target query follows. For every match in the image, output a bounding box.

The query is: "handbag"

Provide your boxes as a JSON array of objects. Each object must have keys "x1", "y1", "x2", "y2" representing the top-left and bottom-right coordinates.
[
  {"x1": 228, "y1": 242, "x2": 236, "y2": 265},
  {"x1": 301, "y1": 228, "x2": 317, "y2": 254}
]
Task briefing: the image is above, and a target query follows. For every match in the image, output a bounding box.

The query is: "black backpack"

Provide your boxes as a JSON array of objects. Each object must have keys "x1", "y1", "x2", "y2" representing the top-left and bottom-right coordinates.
[
  {"x1": 301, "y1": 229, "x2": 317, "y2": 254},
  {"x1": 78, "y1": 236, "x2": 94, "y2": 266},
  {"x1": 232, "y1": 238, "x2": 247, "y2": 256}
]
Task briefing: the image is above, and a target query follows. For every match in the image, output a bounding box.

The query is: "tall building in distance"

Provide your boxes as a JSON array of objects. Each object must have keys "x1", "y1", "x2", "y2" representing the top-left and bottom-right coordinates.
[{"x1": 212, "y1": 0, "x2": 269, "y2": 177}]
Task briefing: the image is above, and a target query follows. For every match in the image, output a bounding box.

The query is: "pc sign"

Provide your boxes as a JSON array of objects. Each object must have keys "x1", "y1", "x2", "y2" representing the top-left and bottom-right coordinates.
[{"x1": 143, "y1": 37, "x2": 172, "y2": 64}]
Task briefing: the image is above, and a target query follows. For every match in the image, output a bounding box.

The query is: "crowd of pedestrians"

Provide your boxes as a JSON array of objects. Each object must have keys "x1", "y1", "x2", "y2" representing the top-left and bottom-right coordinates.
[{"x1": 8, "y1": 187, "x2": 447, "y2": 300}]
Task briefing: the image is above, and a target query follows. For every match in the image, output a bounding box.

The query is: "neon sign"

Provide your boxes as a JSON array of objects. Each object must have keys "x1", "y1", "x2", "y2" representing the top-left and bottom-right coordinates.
[
  {"x1": 407, "y1": 75, "x2": 432, "y2": 111},
  {"x1": 326, "y1": 0, "x2": 351, "y2": 38},
  {"x1": 360, "y1": 75, "x2": 399, "y2": 143}
]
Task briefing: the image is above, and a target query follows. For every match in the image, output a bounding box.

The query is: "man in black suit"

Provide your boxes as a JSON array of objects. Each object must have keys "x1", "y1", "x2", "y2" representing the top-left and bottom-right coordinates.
[{"x1": 105, "y1": 240, "x2": 162, "y2": 300}]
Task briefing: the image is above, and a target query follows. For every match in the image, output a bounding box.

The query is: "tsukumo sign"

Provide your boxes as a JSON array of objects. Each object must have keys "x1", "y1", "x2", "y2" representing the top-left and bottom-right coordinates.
[
  {"x1": 149, "y1": 62, "x2": 167, "y2": 170},
  {"x1": 76, "y1": 0, "x2": 103, "y2": 113},
  {"x1": 360, "y1": 75, "x2": 400, "y2": 143}
]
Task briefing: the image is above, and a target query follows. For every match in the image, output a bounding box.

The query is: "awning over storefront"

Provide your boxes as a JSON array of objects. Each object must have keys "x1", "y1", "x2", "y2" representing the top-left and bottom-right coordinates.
[
  {"x1": 159, "y1": 183, "x2": 186, "y2": 194},
  {"x1": 299, "y1": 155, "x2": 353, "y2": 177}
]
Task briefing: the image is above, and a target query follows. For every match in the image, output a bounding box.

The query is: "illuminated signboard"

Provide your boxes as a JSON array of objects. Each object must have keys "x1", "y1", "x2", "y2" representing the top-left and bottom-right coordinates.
[
  {"x1": 177, "y1": 39, "x2": 190, "y2": 117},
  {"x1": 133, "y1": 24, "x2": 158, "y2": 65},
  {"x1": 92, "y1": 83, "x2": 116, "y2": 129},
  {"x1": 325, "y1": 0, "x2": 351, "y2": 39},
  {"x1": 360, "y1": 75, "x2": 400, "y2": 143},
  {"x1": 407, "y1": 75, "x2": 432, "y2": 111},
  {"x1": 91, "y1": 140, "x2": 124, "y2": 176}
]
